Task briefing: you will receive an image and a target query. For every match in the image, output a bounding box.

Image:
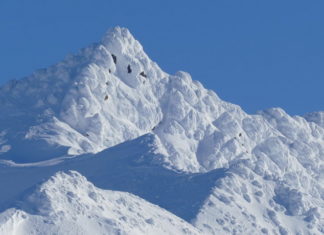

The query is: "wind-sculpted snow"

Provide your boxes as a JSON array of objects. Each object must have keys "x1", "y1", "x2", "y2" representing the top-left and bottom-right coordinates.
[
  {"x1": 0, "y1": 134, "x2": 227, "y2": 223},
  {"x1": 0, "y1": 27, "x2": 323, "y2": 234},
  {"x1": 0, "y1": 170, "x2": 199, "y2": 235}
]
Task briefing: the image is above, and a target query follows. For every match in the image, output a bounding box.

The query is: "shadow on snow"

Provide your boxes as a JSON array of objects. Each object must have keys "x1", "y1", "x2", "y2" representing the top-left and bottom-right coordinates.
[{"x1": 0, "y1": 134, "x2": 227, "y2": 222}]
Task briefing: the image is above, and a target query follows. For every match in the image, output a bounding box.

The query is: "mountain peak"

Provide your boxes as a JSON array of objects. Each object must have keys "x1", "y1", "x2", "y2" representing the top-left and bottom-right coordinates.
[
  {"x1": 101, "y1": 26, "x2": 144, "y2": 56},
  {"x1": 102, "y1": 26, "x2": 133, "y2": 42}
]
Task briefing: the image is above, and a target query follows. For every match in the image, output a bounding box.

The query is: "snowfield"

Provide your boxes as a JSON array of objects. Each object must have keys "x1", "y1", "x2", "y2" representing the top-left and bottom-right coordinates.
[
  {"x1": 0, "y1": 171, "x2": 199, "y2": 235},
  {"x1": 0, "y1": 27, "x2": 323, "y2": 234}
]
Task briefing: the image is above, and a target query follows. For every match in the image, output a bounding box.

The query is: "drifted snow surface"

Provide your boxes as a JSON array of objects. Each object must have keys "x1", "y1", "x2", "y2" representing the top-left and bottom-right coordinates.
[
  {"x1": 0, "y1": 171, "x2": 199, "y2": 235},
  {"x1": 0, "y1": 27, "x2": 323, "y2": 234}
]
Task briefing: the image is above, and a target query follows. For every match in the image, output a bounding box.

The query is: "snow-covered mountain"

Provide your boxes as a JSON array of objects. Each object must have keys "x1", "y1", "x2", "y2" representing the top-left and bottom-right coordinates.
[{"x1": 0, "y1": 27, "x2": 323, "y2": 234}]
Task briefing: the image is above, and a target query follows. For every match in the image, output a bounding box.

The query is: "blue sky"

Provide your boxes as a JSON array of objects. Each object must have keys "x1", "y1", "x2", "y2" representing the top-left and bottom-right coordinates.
[{"x1": 1, "y1": 0, "x2": 323, "y2": 115}]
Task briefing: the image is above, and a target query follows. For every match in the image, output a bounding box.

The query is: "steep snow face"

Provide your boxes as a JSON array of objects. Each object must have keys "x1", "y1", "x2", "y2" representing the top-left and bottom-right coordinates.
[
  {"x1": 0, "y1": 27, "x2": 246, "y2": 172},
  {"x1": 0, "y1": 27, "x2": 166, "y2": 162},
  {"x1": 0, "y1": 171, "x2": 199, "y2": 235}
]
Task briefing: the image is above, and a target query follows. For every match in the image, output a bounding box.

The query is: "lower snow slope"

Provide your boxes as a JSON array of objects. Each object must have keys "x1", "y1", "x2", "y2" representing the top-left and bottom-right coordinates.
[
  {"x1": 0, "y1": 134, "x2": 226, "y2": 223},
  {"x1": 0, "y1": 134, "x2": 322, "y2": 234},
  {"x1": 0, "y1": 170, "x2": 199, "y2": 235},
  {"x1": 193, "y1": 165, "x2": 323, "y2": 234}
]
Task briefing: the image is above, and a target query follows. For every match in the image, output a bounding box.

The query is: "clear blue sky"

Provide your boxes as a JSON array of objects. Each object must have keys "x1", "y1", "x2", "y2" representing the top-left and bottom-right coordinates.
[{"x1": 1, "y1": 0, "x2": 324, "y2": 115}]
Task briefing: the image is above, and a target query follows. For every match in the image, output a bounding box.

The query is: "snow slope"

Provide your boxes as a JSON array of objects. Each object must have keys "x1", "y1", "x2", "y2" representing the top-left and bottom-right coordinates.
[
  {"x1": 0, "y1": 170, "x2": 199, "y2": 235},
  {"x1": 0, "y1": 27, "x2": 323, "y2": 234},
  {"x1": 0, "y1": 134, "x2": 226, "y2": 222}
]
